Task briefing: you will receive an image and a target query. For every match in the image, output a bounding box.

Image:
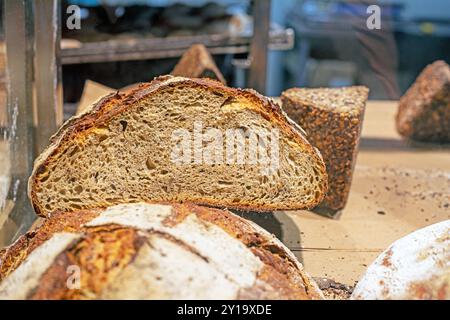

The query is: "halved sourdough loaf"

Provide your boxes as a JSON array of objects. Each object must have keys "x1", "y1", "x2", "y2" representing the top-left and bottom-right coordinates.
[
  {"x1": 29, "y1": 76, "x2": 327, "y2": 217},
  {"x1": 0, "y1": 202, "x2": 323, "y2": 300}
]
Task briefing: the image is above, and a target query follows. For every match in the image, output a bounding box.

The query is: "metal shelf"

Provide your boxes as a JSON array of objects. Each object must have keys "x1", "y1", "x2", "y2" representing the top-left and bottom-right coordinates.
[{"x1": 61, "y1": 28, "x2": 294, "y2": 65}]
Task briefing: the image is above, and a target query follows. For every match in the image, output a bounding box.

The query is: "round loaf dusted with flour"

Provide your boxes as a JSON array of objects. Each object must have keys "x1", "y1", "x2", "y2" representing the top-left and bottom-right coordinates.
[
  {"x1": 0, "y1": 202, "x2": 323, "y2": 300},
  {"x1": 351, "y1": 220, "x2": 449, "y2": 300}
]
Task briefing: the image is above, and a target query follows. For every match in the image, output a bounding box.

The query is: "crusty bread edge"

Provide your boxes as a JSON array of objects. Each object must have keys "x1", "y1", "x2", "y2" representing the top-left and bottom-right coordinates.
[
  {"x1": 28, "y1": 76, "x2": 328, "y2": 217},
  {"x1": 1, "y1": 202, "x2": 324, "y2": 299},
  {"x1": 240, "y1": 218, "x2": 324, "y2": 299},
  {"x1": 395, "y1": 60, "x2": 450, "y2": 139},
  {"x1": 281, "y1": 86, "x2": 370, "y2": 115}
]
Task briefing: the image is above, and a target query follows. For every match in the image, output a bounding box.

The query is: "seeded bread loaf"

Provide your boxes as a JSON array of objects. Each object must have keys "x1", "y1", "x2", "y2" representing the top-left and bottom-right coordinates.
[
  {"x1": 171, "y1": 44, "x2": 226, "y2": 84},
  {"x1": 352, "y1": 220, "x2": 450, "y2": 300},
  {"x1": 0, "y1": 202, "x2": 323, "y2": 300},
  {"x1": 281, "y1": 86, "x2": 369, "y2": 212},
  {"x1": 396, "y1": 60, "x2": 450, "y2": 142},
  {"x1": 29, "y1": 76, "x2": 327, "y2": 217}
]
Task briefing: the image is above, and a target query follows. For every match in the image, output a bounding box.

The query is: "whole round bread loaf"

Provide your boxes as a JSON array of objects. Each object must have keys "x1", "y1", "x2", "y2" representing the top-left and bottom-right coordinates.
[
  {"x1": 351, "y1": 220, "x2": 449, "y2": 300},
  {"x1": 0, "y1": 202, "x2": 323, "y2": 300}
]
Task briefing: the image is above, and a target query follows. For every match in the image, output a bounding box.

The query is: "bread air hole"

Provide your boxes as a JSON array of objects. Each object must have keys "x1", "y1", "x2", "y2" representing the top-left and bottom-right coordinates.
[
  {"x1": 98, "y1": 134, "x2": 109, "y2": 143},
  {"x1": 69, "y1": 146, "x2": 80, "y2": 157},
  {"x1": 119, "y1": 120, "x2": 128, "y2": 132},
  {"x1": 315, "y1": 190, "x2": 321, "y2": 200},
  {"x1": 40, "y1": 174, "x2": 50, "y2": 183},
  {"x1": 146, "y1": 158, "x2": 157, "y2": 170}
]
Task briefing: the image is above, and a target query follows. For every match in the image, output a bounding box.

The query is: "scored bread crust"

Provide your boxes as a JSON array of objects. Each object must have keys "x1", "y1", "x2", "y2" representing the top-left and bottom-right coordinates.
[
  {"x1": 28, "y1": 75, "x2": 327, "y2": 217},
  {"x1": 0, "y1": 202, "x2": 324, "y2": 300}
]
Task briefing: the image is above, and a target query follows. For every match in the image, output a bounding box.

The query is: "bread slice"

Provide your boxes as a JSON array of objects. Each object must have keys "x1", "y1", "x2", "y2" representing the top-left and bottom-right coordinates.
[
  {"x1": 282, "y1": 86, "x2": 369, "y2": 212},
  {"x1": 0, "y1": 202, "x2": 324, "y2": 299},
  {"x1": 29, "y1": 76, "x2": 327, "y2": 217},
  {"x1": 396, "y1": 60, "x2": 450, "y2": 142},
  {"x1": 171, "y1": 44, "x2": 226, "y2": 84}
]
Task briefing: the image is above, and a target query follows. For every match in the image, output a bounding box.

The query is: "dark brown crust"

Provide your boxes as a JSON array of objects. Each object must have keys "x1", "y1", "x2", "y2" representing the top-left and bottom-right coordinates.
[
  {"x1": 171, "y1": 44, "x2": 227, "y2": 84},
  {"x1": 29, "y1": 75, "x2": 327, "y2": 217},
  {"x1": 0, "y1": 209, "x2": 100, "y2": 281},
  {"x1": 0, "y1": 202, "x2": 323, "y2": 300},
  {"x1": 281, "y1": 86, "x2": 368, "y2": 211},
  {"x1": 238, "y1": 265, "x2": 306, "y2": 300},
  {"x1": 28, "y1": 227, "x2": 145, "y2": 300},
  {"x1": 396, "y1": 60, "x2": 450, "y2": 142},
  {"x1": 168, "y1": 203, "x2": 322, "y2": 299}
]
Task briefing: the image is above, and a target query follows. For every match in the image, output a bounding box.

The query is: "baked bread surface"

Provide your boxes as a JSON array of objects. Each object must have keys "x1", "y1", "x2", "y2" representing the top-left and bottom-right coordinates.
[
  {"x1": 396, "y1": 60, "x2": 450, "y2": 142},
  {"x1": 0, "y1": 202, "x2": 323, "y2": 300},
  {"x1": 171, "y1": 44, "x2": 227, "y2": 84},
  {"x1": 351, "y1": 220, "x2": 450, "y2": 300},
  {"x1": 29, "y1": 76, "x2": 327, "y2": 217}
]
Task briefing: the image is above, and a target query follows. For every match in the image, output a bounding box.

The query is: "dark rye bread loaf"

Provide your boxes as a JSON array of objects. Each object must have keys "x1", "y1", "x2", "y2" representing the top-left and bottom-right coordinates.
[
  {"x1": 28, "y1": 76, "x2": 327, "y2": 217},
  {"x1": 396, "y1": 60, "x2": 450, "y2": 142},
  {"x1": 281, "y1": 86, "x2": 369, "y2": 211},
  {"x1": 171, "y1": 44, "x2": 226, "y2": 84},
  {"x1": 0, "y1": 202, "x2": 323, "y2": 300}
]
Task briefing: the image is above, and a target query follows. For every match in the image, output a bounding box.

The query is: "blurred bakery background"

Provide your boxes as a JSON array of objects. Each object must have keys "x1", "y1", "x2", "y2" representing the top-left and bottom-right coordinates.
[
  {"x1": 58, "y1": 0, "x2": 450, "y2": 102},
  {"x1": 0, "y1": 0, "x2": 449, "y2": 245}
]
